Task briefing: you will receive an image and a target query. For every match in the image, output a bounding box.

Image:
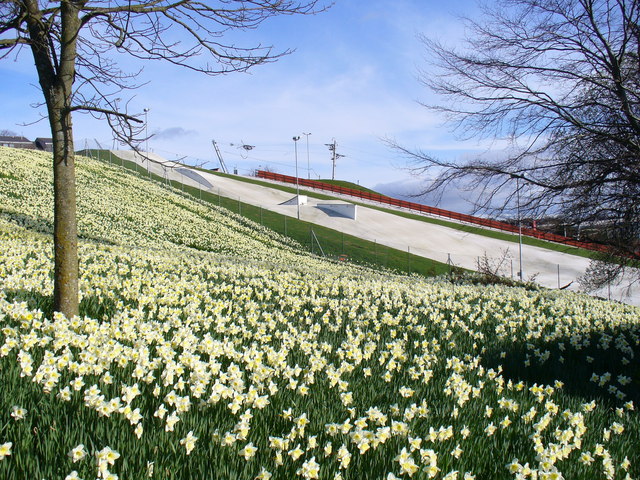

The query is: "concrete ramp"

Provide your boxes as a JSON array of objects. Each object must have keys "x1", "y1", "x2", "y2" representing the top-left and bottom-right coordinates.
[
  {"x1": 176, "y1": 167, "x2": 213, "y2": 189},
  {"x1": 317, "y1": 201, "x2": 357, "y2": 220},
  {"x1": 280, "y1": 195, "x2": 308, "y2": 206}
]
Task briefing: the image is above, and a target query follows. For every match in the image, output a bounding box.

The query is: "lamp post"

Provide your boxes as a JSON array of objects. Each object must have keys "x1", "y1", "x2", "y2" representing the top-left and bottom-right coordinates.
[
  {"x1": 302, "y1": 132, "x2": 311, "y2": 179},
  {"x1": 143, "y1": 108, "x2": 150, "y2": 176},
  {"x1": 293, "y1": 136, "x2": 301, "y2": 219}
]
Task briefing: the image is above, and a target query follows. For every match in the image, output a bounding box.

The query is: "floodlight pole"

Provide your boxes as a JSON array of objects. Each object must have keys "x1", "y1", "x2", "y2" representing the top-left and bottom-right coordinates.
[
  {"x1": 293, "y1": 136, "x2": 301, "y2": 219},
  {"x1": 144, "y1": 108, "x2": 150, "y2": 176},
  {"x1": 303, "y1": 132, "x2": 311, "y2": 179}
]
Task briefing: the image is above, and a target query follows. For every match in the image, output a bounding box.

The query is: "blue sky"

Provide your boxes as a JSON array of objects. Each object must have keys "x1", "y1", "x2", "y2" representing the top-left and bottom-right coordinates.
[{"x1": 0, "y1": 0, "x2": 486, "y2": 212}]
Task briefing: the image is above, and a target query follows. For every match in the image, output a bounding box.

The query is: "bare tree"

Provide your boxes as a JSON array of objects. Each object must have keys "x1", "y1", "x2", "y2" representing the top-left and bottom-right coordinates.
[
  {"x1": 391, "y1": 0, "x2": 639, "y2": 283},
  {"x1": 0, "y1": 0, "x2": 326, "y2": 318},
  {"x1": 0, "y1": 129, "x2": 19, "y2": 136}
]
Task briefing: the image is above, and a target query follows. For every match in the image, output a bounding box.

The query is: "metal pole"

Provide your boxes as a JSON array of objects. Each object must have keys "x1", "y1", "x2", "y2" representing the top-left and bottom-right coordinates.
[
  {"x1": 293, "y1": 136, "x2": 301, "y2": 219},
  {"x1": 332, "y1": 139, "x2": 337, "y2": 180},
  {"x1": 516, "y1": 177, "x2": 523, "y2": 281},
  {"x1": 303, "y1": 132, "x2": 311, "y2": 179},
  {"x1": 144, "y1": 108, "x2": 150, "y2": 176}
]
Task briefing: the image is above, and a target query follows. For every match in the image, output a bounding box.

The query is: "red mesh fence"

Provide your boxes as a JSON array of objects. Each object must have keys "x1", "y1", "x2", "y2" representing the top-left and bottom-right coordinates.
[{"x1": 256, "y1": 170, "x2": 610, "y2": 254}]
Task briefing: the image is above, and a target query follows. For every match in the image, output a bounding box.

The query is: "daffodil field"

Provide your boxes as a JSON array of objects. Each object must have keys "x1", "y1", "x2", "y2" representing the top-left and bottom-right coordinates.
[{"x1": 0, "y1": 147, "x2": 638, "y2": 480}]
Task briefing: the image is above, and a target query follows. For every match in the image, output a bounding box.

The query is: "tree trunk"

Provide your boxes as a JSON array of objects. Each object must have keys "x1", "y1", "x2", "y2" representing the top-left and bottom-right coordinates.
[
  {"x1": 24, "y1": 0, "x2": 81, "y2": 318},
  {"x1": 51, "y1": 1, "x2": 81, "y2": 318},
  {"x1": 51, "y1": 104, "x2": 79, "y2": 318}
]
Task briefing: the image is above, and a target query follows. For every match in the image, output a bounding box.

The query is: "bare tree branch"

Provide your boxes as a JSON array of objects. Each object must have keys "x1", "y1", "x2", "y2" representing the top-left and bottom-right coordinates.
[{"x1": 392, "y1": 0, "x2": 640, "y2": 286}]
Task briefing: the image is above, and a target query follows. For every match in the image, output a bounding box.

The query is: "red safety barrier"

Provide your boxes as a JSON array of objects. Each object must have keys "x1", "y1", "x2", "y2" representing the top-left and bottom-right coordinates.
[{"x1": 256, "y1": 170, "x2": 612, "y2": 254}]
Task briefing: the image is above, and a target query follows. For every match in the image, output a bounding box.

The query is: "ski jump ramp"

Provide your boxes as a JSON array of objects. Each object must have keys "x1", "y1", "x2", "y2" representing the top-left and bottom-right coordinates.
[
  {"x1": 280, "y1": 195, "x2": 308, "y2": 206},
  {"x1": 317, "y1": 201, "x2": 357, "y2": 220}
]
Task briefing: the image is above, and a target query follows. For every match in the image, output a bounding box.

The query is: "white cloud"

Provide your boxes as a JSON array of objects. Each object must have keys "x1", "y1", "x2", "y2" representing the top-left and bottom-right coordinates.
[{"x1": 152, "y1": 127, "x2": 197, "y2": 141}]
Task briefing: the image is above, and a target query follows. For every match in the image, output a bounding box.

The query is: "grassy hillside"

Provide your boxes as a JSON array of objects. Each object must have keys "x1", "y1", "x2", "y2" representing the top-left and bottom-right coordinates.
[{"x1": 0, "y1": 147, "x2": 639, "y2": 480}]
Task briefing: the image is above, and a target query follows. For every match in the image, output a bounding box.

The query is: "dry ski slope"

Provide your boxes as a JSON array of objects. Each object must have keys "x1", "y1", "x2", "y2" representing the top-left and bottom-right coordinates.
[{"x1": 114, "y1": 150, "x2": 639, "y2": 305}]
